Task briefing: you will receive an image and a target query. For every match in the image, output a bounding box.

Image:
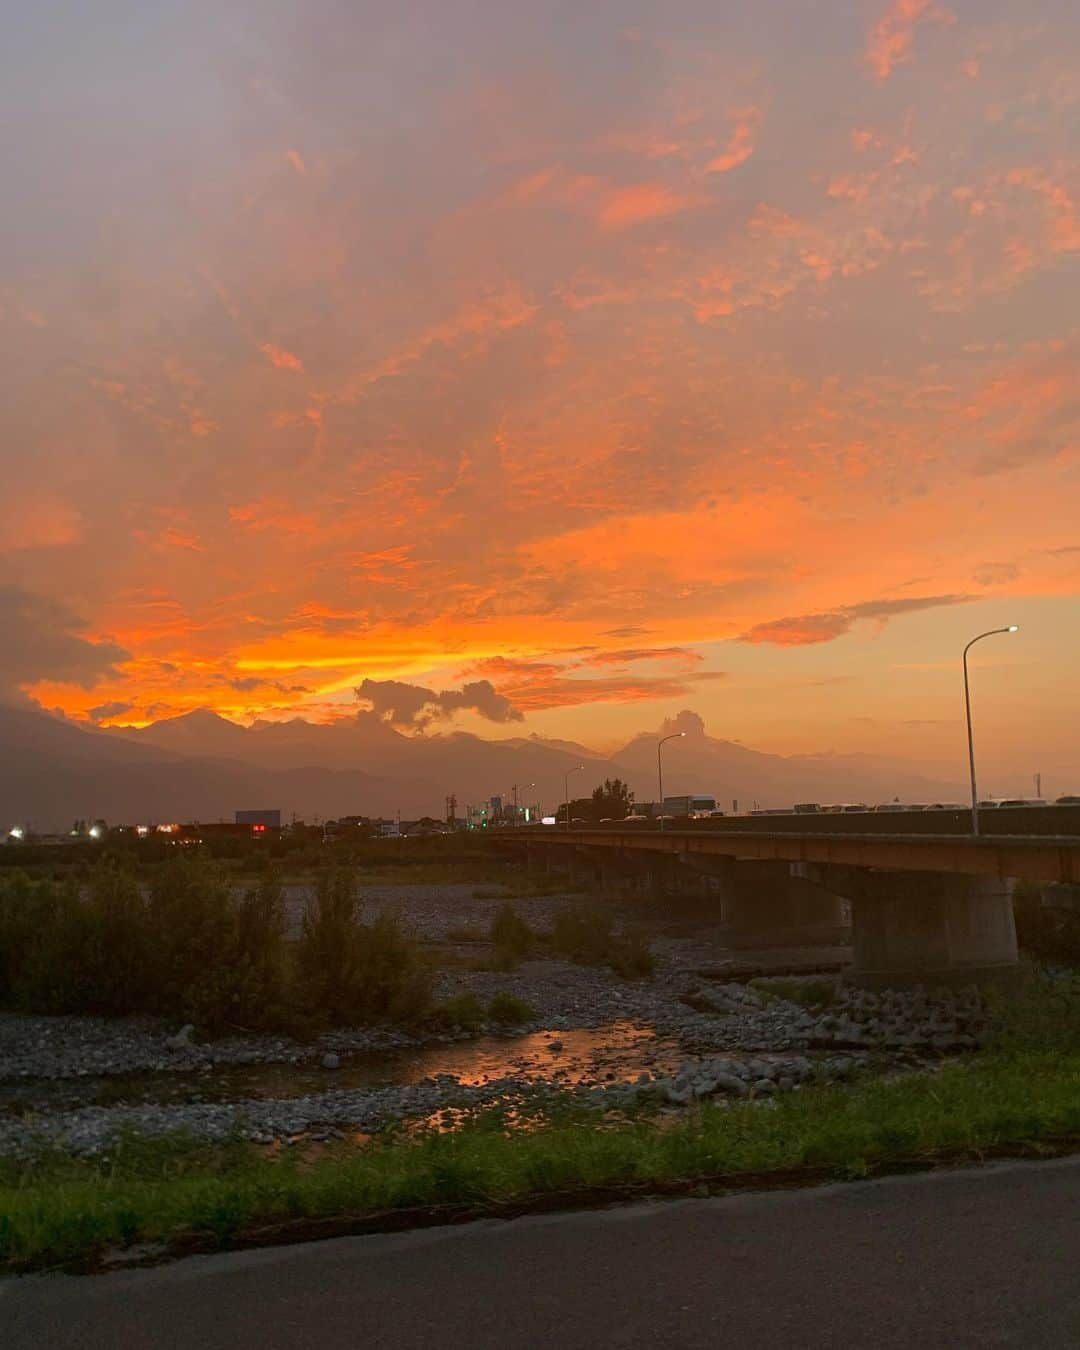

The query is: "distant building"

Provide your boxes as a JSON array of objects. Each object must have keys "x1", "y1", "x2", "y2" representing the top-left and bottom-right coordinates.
[
  {"x1": 177, "y1": 821, "x2": 276, "y2": 843},
  {"x1": 235, "y1": 810, "x2": 281, "y2": 828}
]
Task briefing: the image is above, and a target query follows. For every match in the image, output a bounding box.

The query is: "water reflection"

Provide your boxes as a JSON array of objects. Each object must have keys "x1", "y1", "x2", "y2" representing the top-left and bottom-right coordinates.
[{"x1": 2, "y1": 1022, "x2": 685, "y2": 1114}]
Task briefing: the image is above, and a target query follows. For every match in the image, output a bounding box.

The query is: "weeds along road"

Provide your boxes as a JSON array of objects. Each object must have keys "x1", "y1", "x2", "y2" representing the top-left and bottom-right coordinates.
[{"x1": 5, "y1": 1156, "x2": 1080, "y2": 1349}]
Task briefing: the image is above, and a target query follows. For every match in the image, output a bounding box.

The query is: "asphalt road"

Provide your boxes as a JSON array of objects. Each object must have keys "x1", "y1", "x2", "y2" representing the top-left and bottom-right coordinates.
[{"x1": 5, "y1": 1158, "x2": 1080, "y2": 1349}]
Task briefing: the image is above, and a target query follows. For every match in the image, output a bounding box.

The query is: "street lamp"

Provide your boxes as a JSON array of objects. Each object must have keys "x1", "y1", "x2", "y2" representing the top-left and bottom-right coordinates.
[
  {"x1": 510, "y1": 782, "x2": 535, "y2": 827},
  {"x1": 563, "y1": 764, "x2": 584, "y2": 830},
  {"x1": 963, "y1": 626, "x2": 1018, "y2": 835},
  {"x1": 657, "y1": 732, "x2": 686, "y2": 832}
]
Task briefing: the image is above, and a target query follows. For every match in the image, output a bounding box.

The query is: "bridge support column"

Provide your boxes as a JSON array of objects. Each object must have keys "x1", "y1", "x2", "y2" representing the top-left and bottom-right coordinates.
[
  {"x1": 839, "y1": 870, "x2": 1019, "y2": 988},
  {"x1": 715, "y1": 860, "x2": 849, "y2": 949}
]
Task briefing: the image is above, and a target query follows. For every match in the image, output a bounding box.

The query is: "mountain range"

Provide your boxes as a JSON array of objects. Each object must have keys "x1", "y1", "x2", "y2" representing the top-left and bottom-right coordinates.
[{"x1": 0, "y1": 703, "x2": 968, "y2": 832}]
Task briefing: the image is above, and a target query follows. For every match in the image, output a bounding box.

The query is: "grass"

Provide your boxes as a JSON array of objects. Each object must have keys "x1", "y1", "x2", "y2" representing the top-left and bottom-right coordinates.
[
  {"x1": 3, "y1": 1050, "x2": 1080, "y2": 1274},
  {"x1": 749, "y1": 977, "x2": 838, "y2": 1009},
  {"x1": 486, "y1": 992, "x2": 536, "y2": 1025}
]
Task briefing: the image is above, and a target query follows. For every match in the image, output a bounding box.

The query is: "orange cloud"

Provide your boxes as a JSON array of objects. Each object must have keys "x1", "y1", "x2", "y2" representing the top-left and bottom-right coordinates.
[
  {"x1": 703, "y1": 108, "x2": 760, "y2": 175},
  {"x1": 740, "y1": 596, "x2": 973, "y2": 646},
  {"x1": 865, "y1": 0, "x2": 954, "y2": 81},
  {"x1": 286, "y1": 148, "x2": 307, "y2": 176},
  {"x1": 598, "y1": 182, "x2": 701, "y2": 230},
  {"x1": 0, "y1": 497, "x2": 81, "y2": 553},
  {"x1": 258, "y1": 343, "x2": 304, "y2": 372},
  {"x1": 228, "y1": 500, "x2": 318, "y2": 534}
]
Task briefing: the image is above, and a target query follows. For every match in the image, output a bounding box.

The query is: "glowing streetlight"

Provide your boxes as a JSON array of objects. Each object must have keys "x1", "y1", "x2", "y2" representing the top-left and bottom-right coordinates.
[
  {"x1": 963, "y1": 626, "x2": 1018, "y2": 835},
  {"x1": 563, "y1": 764, "x2": 584, "y2": 830},
  {"x1": 657, "y1": 732, "x2": 686, "y2": 832},
  {"x1": 510, "y1": 782, "x2": 535, "y2": 827}
]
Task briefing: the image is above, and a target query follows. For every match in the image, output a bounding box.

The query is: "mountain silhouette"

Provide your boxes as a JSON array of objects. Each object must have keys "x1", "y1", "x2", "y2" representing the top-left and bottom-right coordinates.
[{"x1": 0, "y1": 703, "x2": 966, "y2": 832}]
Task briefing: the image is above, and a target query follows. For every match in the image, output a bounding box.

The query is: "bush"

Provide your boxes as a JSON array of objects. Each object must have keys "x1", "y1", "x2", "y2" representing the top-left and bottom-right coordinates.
[
  {"x1": 296, "y1": 871, "x2": 430, "y2": 1025},
  {"x1": 489, "y1": 904, "x2": 534, "y2": 966},
  {"x1": 487, "y1": 991, "x2": 536, "y2": 1025},
  {"x1": 144, "y1": 856, "x2": 291, "y2": 1032},
  {"x1": 429, "y1": 992, "x2": 486, "y2": 1031},
  {"x1": 551, "y1": 905, "x2": 654, "y2": 978},
  {"x1": 0, "y1": 857, "x2": 428, "y2": 1033},
  {"x1": 0, "y1": 871, "x2": 63, "y2": 1005},
  {"x1": 1013, "y1": 881, "x2": 1080, "y2": 965},
  {"x1": 609, "y1": 929, "x2": 656, "y2": 979}
]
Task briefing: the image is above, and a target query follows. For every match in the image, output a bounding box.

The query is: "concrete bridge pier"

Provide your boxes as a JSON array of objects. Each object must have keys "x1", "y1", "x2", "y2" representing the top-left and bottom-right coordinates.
[
  {"x1": 716, "y1": 860, "x2": 849, "y2": 949},
  {"x1": 822, "y1": 868, "x2": 1020, "y2": 988},
  {"x1": 576, "y1": 847, "x2": 642, "y2": 897}
]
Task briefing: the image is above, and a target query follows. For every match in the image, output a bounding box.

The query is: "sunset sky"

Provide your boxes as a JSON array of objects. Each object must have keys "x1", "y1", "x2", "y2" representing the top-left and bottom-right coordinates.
[{"x1": 1, "y1": 0, "x2": 1077, "y2": 790}]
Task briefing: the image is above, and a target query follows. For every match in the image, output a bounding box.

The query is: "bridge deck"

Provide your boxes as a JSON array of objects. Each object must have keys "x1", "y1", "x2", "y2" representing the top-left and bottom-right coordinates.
[{"x1": 511, "y1": 828, "x2": 1080, "y2": 884}]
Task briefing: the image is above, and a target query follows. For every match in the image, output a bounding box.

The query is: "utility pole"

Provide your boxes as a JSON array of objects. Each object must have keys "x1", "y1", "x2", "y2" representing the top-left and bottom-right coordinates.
[{"x1": 1034, "y1": 773, "x2": 1042, "y2": 800}]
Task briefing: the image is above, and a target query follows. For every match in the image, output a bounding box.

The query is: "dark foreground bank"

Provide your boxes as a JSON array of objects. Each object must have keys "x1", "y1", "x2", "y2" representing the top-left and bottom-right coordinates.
[{"x1": 5, "y1": 1157, "x2": 1080, "y2": 1350}]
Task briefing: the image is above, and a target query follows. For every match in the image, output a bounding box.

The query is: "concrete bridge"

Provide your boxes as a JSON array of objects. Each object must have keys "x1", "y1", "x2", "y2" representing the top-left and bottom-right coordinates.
[{"x1": 500, "y1": 819, "x2": 1080, "y2": 987}]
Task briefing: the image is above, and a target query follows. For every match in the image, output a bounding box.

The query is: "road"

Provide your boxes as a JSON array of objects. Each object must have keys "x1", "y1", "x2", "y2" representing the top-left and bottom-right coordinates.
[{"x1": 4, "y1": 1158, "x2": 1079, "y2": 1349}]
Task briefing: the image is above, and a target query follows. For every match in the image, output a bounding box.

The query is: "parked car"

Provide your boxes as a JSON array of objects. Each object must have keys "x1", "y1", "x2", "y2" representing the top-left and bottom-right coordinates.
[
  {"x1": 926, "y1": 802, "x2": 966, "y2": 810},
  {"x1": 1054, "y1": 795, "x2": 1080, "y2": 806},
  {"x1": 997, "y1": 798, "x2": 1047, "y2": 808}
]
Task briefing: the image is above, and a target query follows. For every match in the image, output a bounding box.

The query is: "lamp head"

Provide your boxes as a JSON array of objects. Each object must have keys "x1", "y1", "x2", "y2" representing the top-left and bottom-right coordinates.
[{"x1": 1007, "y1": 625, "x2": 1019, "y2": 632}]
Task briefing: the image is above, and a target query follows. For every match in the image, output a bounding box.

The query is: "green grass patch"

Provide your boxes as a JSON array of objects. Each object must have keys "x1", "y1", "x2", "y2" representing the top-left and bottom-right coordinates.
[
  {"x1": 487, "y1": 992, "x2": 536, "y2": 1025},
  {"x1": 749, "y1": 977, "x2": 838, "y2": 1009}
]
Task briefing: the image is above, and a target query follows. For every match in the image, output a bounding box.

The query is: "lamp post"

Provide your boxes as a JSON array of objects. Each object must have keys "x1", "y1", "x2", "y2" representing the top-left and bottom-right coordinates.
[
  {"x1": 963, "y1": 626, "x2": 1018, "y2": 835},
  {"x1": 510, "y1": 782, "x2": 535, "y2": 827},
  {"x1": 657, "y1": 732, "x2": 686, "y2": 832},
  {"x1": 563, "y1": 764, "x2": 584, "y2": 830}
]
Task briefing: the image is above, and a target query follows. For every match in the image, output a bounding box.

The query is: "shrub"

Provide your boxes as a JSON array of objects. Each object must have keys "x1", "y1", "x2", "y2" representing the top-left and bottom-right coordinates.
[
  {"x1": 609, "y1": 929, "x2": 656, "y2": 979},
  {"x1": 73, "y1": 861, "x2": 156, "y2": 1015},
  {"x1": 487, "y1": 991, "x2": 536, "y2": 1025},
  {"x1": 146, "y1": 854, "x2": 239, "y2": 1024},
  {"x1": 551, "y1": 905, "x2": 616, "y2": 965},
  {"x1": 489, "y1": 904, "x2": 534, "y2": 965},
  {"x1": 429, "y1": 992, "x2": 486, "y2": 1031},
  {"x1": 1013, "y1": 881, "x2": 1080, "y2": 965},
  {"x1": 296, "y1": 872, "x2": 431, "y2": 1025},
  {"x1": 0, "y1": 858, "x2": 428, "y2": 1033},
  {"x1": 551, "y1": 904, "x2": 654, "y2": 979}
]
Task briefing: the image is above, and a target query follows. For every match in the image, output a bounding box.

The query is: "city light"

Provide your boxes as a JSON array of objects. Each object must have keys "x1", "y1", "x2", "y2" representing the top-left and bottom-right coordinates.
[{"x1": 8, "y1": 826, "x2": 23, "y2": 840}]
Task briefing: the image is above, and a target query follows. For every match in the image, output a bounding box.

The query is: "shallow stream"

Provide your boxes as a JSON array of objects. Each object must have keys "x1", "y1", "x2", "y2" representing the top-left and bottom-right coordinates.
[{"x1": 2, "y1": 1022, "x2": 687, "y2": 1116}]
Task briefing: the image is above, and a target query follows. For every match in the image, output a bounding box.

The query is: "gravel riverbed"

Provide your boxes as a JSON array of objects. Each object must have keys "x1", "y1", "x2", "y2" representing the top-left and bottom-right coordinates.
[{"x1": 0, "y1": 882, "x2": 994, "y2": 1158}]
